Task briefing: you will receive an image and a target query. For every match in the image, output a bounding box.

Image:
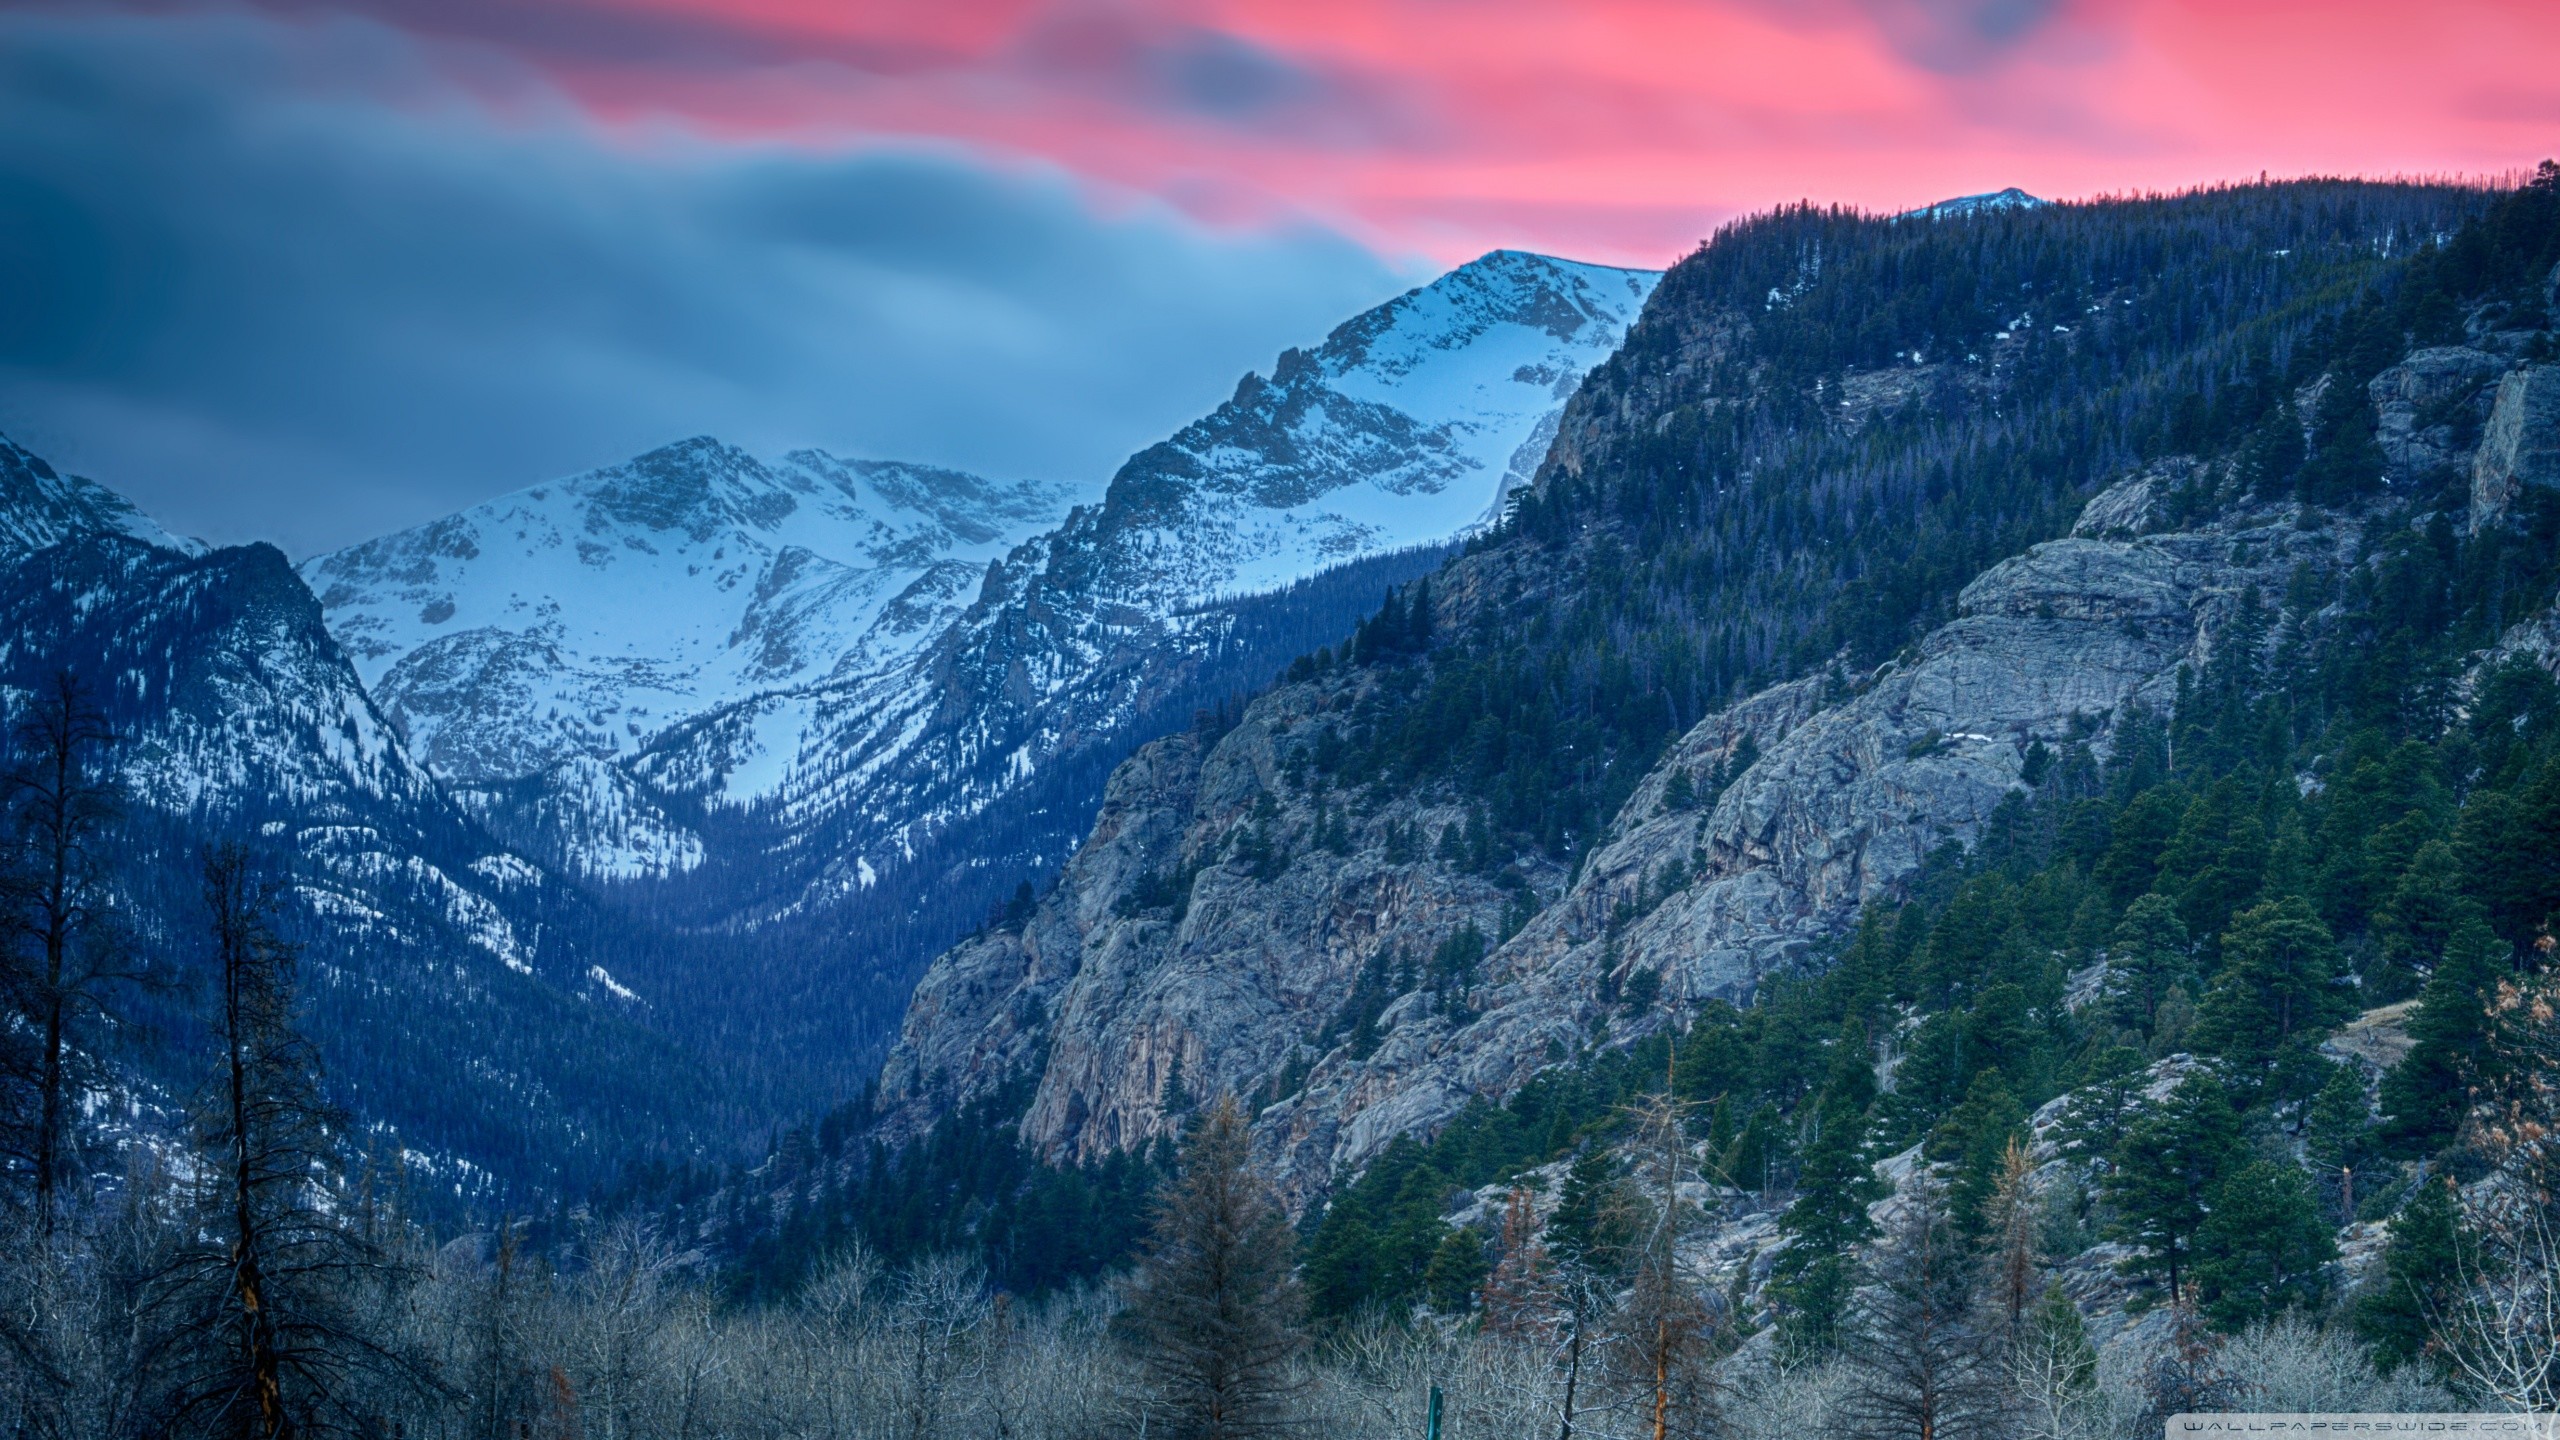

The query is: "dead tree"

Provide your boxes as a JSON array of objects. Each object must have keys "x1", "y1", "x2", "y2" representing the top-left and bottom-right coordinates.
[
  {"x1": 1610, "y1": 1090, "x2": 1725, "y2": 1440},
  {"x1": 0, "y1": 671, "x2": 141, "y2": 1232},
  {"x1": 134, "y1": 844, "x2": 435, "y2": 1437}
]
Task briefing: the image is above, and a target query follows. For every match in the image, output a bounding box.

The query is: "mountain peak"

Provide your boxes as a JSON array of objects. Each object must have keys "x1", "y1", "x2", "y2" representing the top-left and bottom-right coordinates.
[
  {"x1": 1902, "y1": 186, "x2": 2047, "y2": 220},
  {"x1": 0, "y1": 433, "x2": 195, "y2": 559}
]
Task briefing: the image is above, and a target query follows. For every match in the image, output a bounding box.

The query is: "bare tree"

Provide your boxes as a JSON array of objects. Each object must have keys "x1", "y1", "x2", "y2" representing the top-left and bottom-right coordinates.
[
  {"x1": 1482, "y1": 1185, "x2": 1557, "y2": 1343},
  {"x1": 889, "y1": 1252, "x2": 988, "y2": 1440},
  {"x1": 2432, "y1": 1184, "x2": 2560, "y2": 1412},
  {"x1": 561, "y1": 1216, "x2": 697, "y2": 1440},
  {"x1": 133, "y1": 844, "x2": 435, "y2": 1438},
  {"x1": 1120, "y1": 1093, "x2": 1305, "y2": 1439},
  {"x1": 1610, "y1": 1090, "x2": 1725, "y2": 1440},
  {"x1": 2007, "y1": 1283, "x2": 2098, "y2": 1440}
]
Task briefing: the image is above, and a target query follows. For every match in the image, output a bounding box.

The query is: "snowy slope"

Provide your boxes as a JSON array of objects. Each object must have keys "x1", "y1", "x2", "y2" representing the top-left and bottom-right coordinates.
[
  {"x1": 0, "y1": 433, "x2": 197, "y2": 556},
  {"x1": 304, "y1": 249, "x2": 1654, "y2": 916},
  {"x1": 303, "y1": 439, "x2": 1082, "y2": 876},
  {"x1": 1035, "y1": 249, "x2": 1659, "y2": 605},
  {"x1": 624, "y1": 249, "x2": 1660, "y2": 917},
  {"x1": 0, "y1": 469, "x2": 719, "y2": 1199}
]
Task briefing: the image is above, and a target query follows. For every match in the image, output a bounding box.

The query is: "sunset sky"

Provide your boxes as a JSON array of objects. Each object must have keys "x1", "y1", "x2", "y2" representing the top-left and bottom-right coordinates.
[{"x1": 4, "y1": 0, "x2": 2556, "y2": 551}]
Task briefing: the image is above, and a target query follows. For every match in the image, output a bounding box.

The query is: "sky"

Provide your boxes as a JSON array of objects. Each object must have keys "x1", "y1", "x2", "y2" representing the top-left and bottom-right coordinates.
[{"x1": 2, "y1": 1, "x2": 2555, "y2": 555}]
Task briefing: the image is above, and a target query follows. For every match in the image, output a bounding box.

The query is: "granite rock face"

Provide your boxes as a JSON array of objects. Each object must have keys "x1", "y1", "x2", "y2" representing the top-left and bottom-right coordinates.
[
  {"x1": 877, "y1": 468, "x2": 2354, "y2": 1205},
  {"x1": 2368, "y1": 346, "x2": 2508, "y2": 482},
  {"x1": 2472, "y1": 364, "x2": 2560, "y2": 525}
]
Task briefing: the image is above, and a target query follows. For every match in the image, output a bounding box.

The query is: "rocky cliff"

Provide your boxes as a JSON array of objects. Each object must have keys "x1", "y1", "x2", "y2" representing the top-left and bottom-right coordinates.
[
  {"x1": 875, "y1": 181, "x2": 2542, "y2": 1210},
  {"x1": 877, "y1": 461, "x2": 2357, "y2": 1203}
]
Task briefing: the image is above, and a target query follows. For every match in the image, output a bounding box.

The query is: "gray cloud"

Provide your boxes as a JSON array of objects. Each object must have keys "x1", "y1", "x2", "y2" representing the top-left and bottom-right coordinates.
[
  {"x1": 0, "y1": 8, "x2": 1413, "y2": 555},
  {"x1": 1854, "y1": 0, "x2": 2073, "y2": 72}
]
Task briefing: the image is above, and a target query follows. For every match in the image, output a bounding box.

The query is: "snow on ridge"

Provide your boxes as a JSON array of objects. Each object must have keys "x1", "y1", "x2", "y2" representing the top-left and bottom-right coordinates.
[
  {"x1": 1900, "y1": 187, "x2": 2048, "y2": 220},
  {"x1": 0, "y1": 433, "x2": 199, "y2": 558},
  {"x1": 299, "y1": 249, "x2": 1662, "y2": 900},
  {"x1": 302, "y1": 437, "x2": 1088, "y2": 790},
  {"x1": 1097, "y1": 248, "x2": 1661, "y2": 601}
]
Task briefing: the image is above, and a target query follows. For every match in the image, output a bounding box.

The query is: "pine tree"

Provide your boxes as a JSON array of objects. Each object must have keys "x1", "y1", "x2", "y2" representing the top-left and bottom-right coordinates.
[
  {"x1": 1544, "y1": 1145, "x2": 1621, "y2": 1275},
  {"x1": 2191, "y1": 1159, "x2": 2336, "y2": 1329},
  {"x1": 2192, "y1": 897, "x2": 2350, "y2": 1067},
  {"x1": 1422, "y1": 1227, "x2": 1489, "y2": 1314},
  {"x1": 1840, "y1": 1174, "x2": 2011, "y2": 1440},
  {"x1": 1120, "y1": 1095, "x2": 1305, "y2": 1439},
  {"x1": 2354, "y1": 1176, "x2": 2463, "y2": 1374},
  {"x1": 2103, "y1": 1069, "x2": 2241, "y2": 1299},
  {"x1": 2102, "y1": 895, "x2": 2195, "y2": 1040},
  {"x1": 1928, "y1": 1071, "x2": 2027, "y2": 1237},
  {"x1": 2379, "y1": 915, "x2": 2506, "y2": 1150},
  {"x1": 1541, "y1": 1144, "x2": 1623, "y2": 1440},
  {"x1": 2055, "y1": 1043, "x2": 2147, "y2": 1169},
  {"x1": 1771, "y1": 1094, "x2": 1881, "y2": 1353}
]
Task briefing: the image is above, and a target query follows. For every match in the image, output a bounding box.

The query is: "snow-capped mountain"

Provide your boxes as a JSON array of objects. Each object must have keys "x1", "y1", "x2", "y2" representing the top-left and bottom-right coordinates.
[
  {"x1": 1902, "y1": 187, "x2": 2047, "y2": 220},
  {"x1": 303, "y1": 439, "x2": 1083, "y2": 878},
  {"x1": 0, "y1": 447, "x2": 725, "y2": 1199},
  {"x1": 0, "y1": 434, "x2": 196, "y2": 554},
  {"x1": 308, "y1": 249, "x2": 1656, "y2": 920},
  {"x1": 628, "y1": 249, "x2": 1660, "y2": 919}
]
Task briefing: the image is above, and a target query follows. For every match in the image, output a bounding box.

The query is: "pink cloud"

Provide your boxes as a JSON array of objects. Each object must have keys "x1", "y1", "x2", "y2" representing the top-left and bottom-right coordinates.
[{"x1": 147, "y1": 0, "x2": 2560, "y2": 265}]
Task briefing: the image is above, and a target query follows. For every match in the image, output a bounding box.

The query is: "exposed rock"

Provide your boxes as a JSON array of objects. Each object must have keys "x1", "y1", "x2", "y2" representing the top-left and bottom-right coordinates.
[
  {"x1": 2324, "y1": 1000, "x2": 2418, "y2": 1074},
  {"x1": 873, "y1": 664, "x2": 1560, "y2": 1175},
  {"x1": 2471, "y1": 364, "x2": 2560, "y2": 525},
  {"x1": 2071, "y1": 457, "x2": 2206, "y2": 539},
  {"x1": 2367, "y1": 346, "x2": 2508, "y2": 481},
  {"x1": 879, "y1": 480, "x2": 2357, "y2": 1207}
]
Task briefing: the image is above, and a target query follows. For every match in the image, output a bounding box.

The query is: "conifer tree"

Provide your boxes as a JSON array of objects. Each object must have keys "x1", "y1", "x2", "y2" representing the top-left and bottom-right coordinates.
[
  {"x1": 1928, "y1": 1072, "x2": 2027, "y2": 1237},
  {"x1": 2304, "y1": 1062, "x2": 2376, "y2": 1221},
  {"x1": 2380, "y1": 915, "x2": 2506, "y2": 1150},
  {"x1": 2192, "y1": 897, "x2": 2350, "y2": 1066},
  {"x1": 1543, "y1": 1145, "x2": 1620, "y2": 1274},
  {"x1": 1771, "y1": 1093, "x2": 1881, "y2": 1353},
  {"x1": 2103, "y1": 1069, "x2": 2240, "y2": 1299},
  {"x1": 1541, "y1": 1141, "x2": 1622, "y2": 1435},
  {"x1": 2101, "y1": 895, "x2": 2194, "y2": 1040},
  {"x1": 2354, "y1": 1176, "x2": 2464, "y2": 1374},
  {"x1": 1120, "y1": 1095, "x2": 1304, "y2": 1440},
  {"x1": 1840, "y1": 1175, "x2": 2010, "y2": 1440},
  {"x1": 2191, "y1": 1159, "x2": 2336, "y2": 1329}
]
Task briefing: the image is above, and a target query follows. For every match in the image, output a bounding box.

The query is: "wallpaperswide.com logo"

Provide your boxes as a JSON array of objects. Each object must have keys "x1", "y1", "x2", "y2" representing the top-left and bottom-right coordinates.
[{"x1": 2172, "y1": 1418, "x2": 2560, "y2": 1438}]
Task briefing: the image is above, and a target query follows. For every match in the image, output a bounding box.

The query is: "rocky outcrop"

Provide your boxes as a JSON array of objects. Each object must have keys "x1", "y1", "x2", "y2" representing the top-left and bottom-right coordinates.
[
  {"x1": 877, "y1": 466, "x2": 2356, "y2": 1206},
  {"x1": 2472, "y1": 364, "x2": 2560, "y2": 525},
  {"x1": 2368, "y1": 346, "x2": 2507, "y2": 481}
]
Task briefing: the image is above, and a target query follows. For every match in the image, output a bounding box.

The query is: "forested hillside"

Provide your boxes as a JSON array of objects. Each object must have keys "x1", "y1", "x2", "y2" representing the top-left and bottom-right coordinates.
[{"x1": 689, "y1": 166, "x2": 2560, "y2": 1418}]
